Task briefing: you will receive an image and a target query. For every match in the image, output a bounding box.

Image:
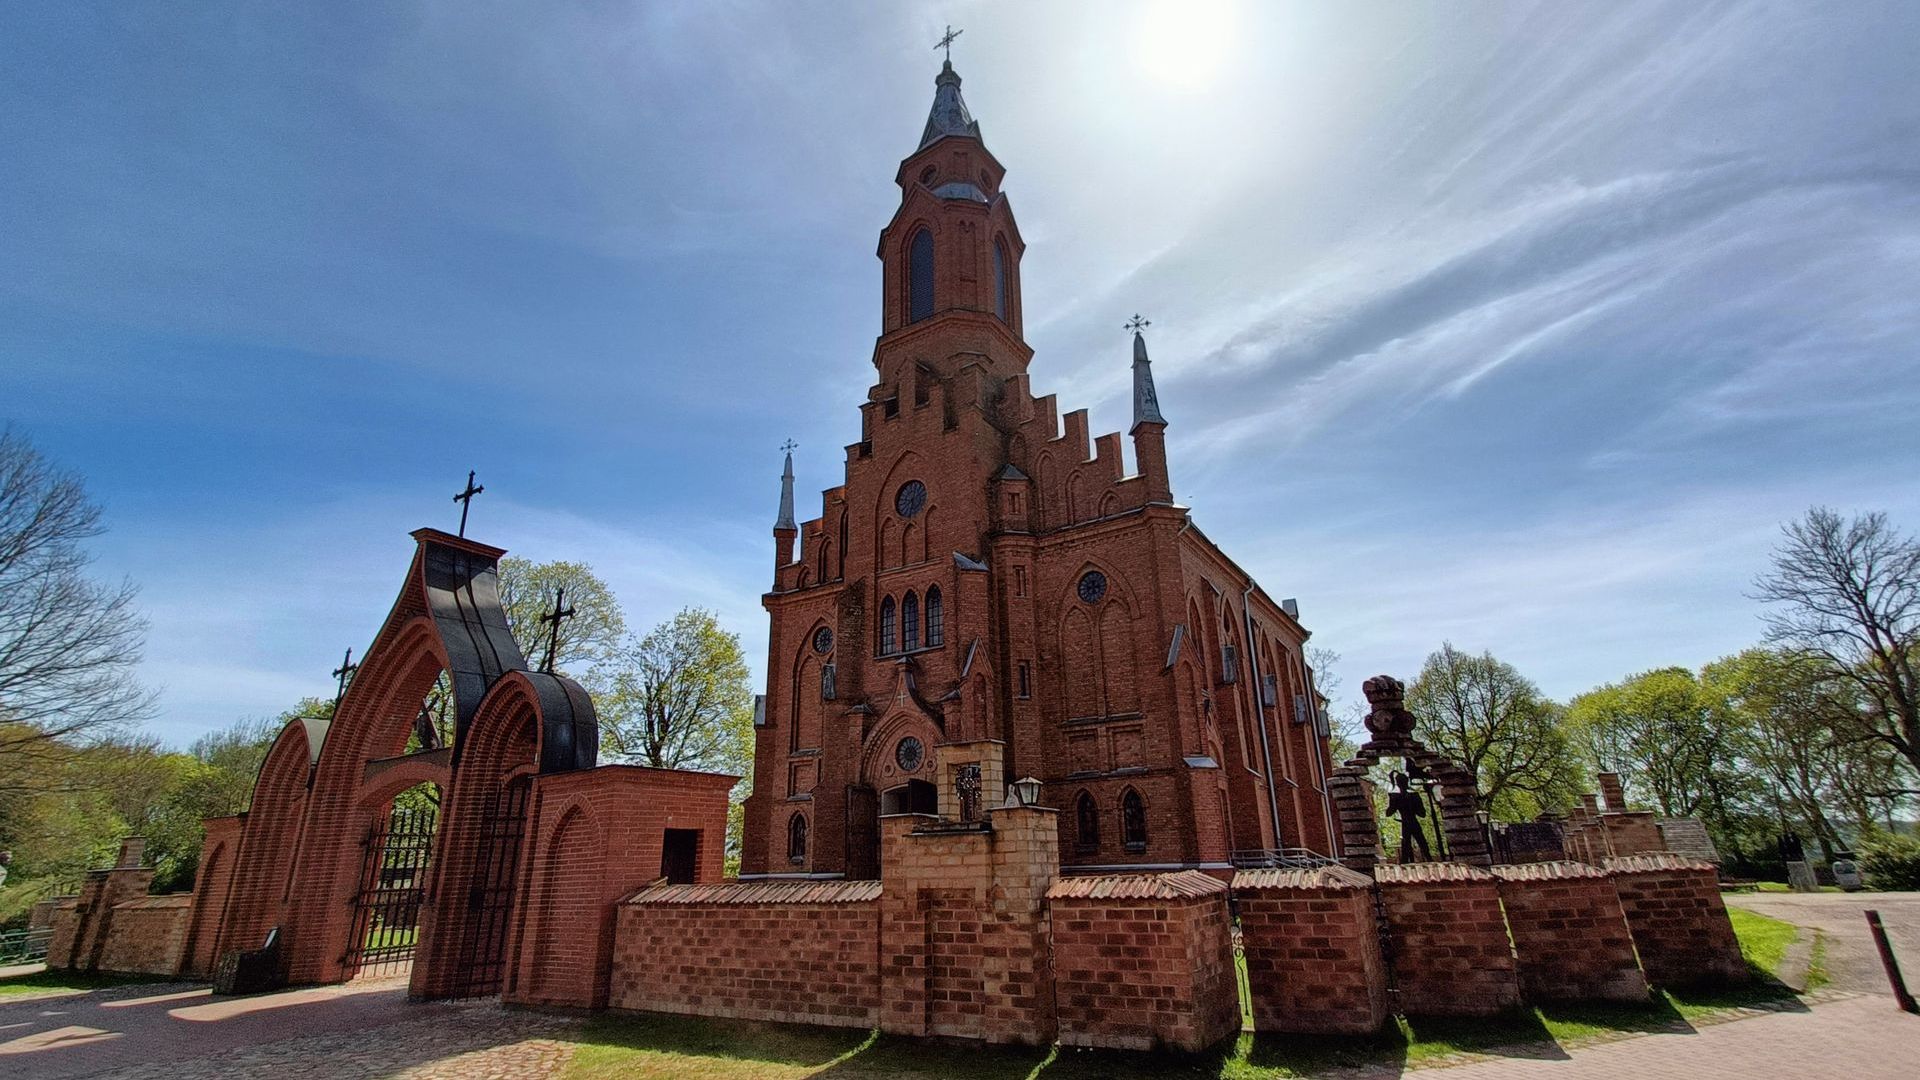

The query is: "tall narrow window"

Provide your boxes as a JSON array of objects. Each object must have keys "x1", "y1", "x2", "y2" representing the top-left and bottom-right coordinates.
[
  {"x1": 1075, "y1": 792, "x2": 1100, "y2": 853},
  {"x1": 993, "y1": 239, "x2": 1009, "y2": 321},
  {"x1": 925, "y1": 586, "x2": 944, "y2": 647},
  {"x1": 880, "y1": 596, "x2": 897, "y2": 655},
  {"x1": 1121, "y1": 789, "x2": 1148, "y2": 850},
  {"x1": 908, "y1": 228, "x2": 935, "y2": 323},
  {"x1": 788, "y1": 814, "x2": 809, "y2": 865},
  {"x1": 902, "y1": 591, "x2": 920, "y2": 651}
]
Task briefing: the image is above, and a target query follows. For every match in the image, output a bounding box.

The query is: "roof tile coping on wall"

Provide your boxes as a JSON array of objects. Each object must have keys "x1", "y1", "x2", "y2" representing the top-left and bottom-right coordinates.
[
  {"x1": 1372, "y1": 862, "x2": 1498, "y2": 884},
  {"x1": 1232, "y1": 864, "x2": 1374, "y2": 891},
  {"x1": 1047, "y1": 870, "x2": 1227, "y2": 900},
  {"x1": 627, "y1": 880, "x2": 883, "y2": 906},
  {"x1": 112, "y1": 895, "x2": 194, "y2": 911},
  {"x1": 1491, "y1": 860, "x2": 1615, "y2": 882},
  {"x1": 1604, "y1": 853, "x2": 1718, "y2": 874}
]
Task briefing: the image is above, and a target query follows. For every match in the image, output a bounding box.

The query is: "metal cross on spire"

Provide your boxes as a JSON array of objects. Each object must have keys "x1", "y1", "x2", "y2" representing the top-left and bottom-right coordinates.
[
  {"x1": 538, "y1": 587, "x2": 577, "y2": 675},
  {"x1": 780, "y1": 438, "x2": 798, "y2": 455},
  {"x1": 1125, "y1": 314, "x2": 1151, "y2": 335},
  {"x1": 935, "y1": 24, "x2": 963, "y2": 61},
  {"x1": 453, "y1": 470, "x2": 484, "y2": 537},
  {"x1": 331, "y1": 647, "x2": 358, "y2": 706}
]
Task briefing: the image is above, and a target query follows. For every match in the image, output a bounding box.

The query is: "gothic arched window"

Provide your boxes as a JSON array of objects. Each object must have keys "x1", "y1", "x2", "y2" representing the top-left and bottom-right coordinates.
[
  {"x1": 993, "y1": 239, "x2": 1010, "y2": 321},
  {"x1": 902, "y1": 591, "x2": 920, "y2": 651},
  {"x1": 880, "y1": 595, "x2": 897, "y2": 655},
  {"x1": 925, "y1": 586, "x2": 944, "y2": 647},
  {"x1": 788, "y1": 814, "x2": 809, "y2": 865},
  {"x1": 908, "y1": 228, "x2": 935, "y2": 323},
  {"x1": 1121, "y1": 789, "x2": 1148, "y2": 851},
  {"x1": 1075, "y1": 791, "x2": 1099, "y2": 853}
]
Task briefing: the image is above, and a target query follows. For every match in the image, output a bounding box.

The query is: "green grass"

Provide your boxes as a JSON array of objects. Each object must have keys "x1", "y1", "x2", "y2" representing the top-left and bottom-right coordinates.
[
  {"x1": 552, "y1": 907, "x2": 1820, "y2": 1079},
  {"x1": 1752, "y1": 882, "x2": 1841, "y2": 893},
  {"x1": 0, "y1": 968, "x2": 176, "y2": 998}
]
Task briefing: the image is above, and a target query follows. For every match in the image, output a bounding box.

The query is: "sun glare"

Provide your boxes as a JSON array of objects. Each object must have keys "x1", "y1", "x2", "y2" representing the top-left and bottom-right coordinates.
[{"x1": 1135, "y1": 0, "x2": 1237, "y2": 91}]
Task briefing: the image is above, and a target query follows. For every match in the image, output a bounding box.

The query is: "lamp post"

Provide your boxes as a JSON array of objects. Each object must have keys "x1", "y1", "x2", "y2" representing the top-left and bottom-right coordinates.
[
  {"x1": 1009, "y1": 776, "x2": 1044, "y2": 807},
  {"x1": 1476, "y1": 808, "x2": 1494, "y2": 863}
]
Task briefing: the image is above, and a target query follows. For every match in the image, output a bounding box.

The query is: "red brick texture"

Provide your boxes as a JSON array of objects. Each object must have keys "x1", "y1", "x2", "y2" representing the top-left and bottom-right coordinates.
[
  {"x1": 502, "y1": 764, "x2": 735, "y2": 1011},
  {"x1": 1234, "y1": 865, "x2": 1388, "y2": 1035},
  {"x1": 1048, "y1": 872, "x2": 1241, "y2": 1052},
  {"x1": 878, "y1": 807, "x2": 1058, "y2": 1045},
  {"x1": 612, "y1": 881, "x2": 882, "y2": 1028},
  {"x1": 47, "y1": 857, "x2": 154, "y2": 973},
  {"x1": 1606, "y1": 854, "x2": 1747, "y2": 988},
  {"x1": 1375, "y1": 862, "x2": 1523, "y2": 1017},
  {"x1": 180, "y1": 814, "x2": 246, "y2": 977},
  {"x1": 1493, "y1": 862, "x2": 1648, "y2": 1003},
  {"x1": 98, "y1": 895, "x2": 194, "y2": 976}
]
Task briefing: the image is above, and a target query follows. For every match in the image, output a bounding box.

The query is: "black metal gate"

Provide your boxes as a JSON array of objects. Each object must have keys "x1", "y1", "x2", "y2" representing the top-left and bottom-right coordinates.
[
  {"x1": 449, "y1": 776, "x2": 531, "y2": 999},
  {"x1": 345, "y1": 802, "x2": 438, "y2": 980}
]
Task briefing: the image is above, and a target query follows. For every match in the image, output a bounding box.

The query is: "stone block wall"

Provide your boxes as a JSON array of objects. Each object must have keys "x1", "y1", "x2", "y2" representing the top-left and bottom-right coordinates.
[
  {"x1": 1048, "y1": 871, "x2": 1240, "y2": 1052},
  {"x1": 1375, "y1": 862, "x2": 1522, "y2": 1016},
  {"x1": 1493, "y1": 862, "x2": 1647, "y2": 1003},
  {"x1": 1234, "y1": 865, "x2": 1387, "y2": 1035},
  {"x1": 612, "y1": 881, "x2": 882, "y2": 1028},
  {"x1": 1606, "y1": 854, "x2": 1747, "y2": 987},
  {"x1": 98, "y1": 895, "x2": 194, "y2": 976},
  {"x1": 504, "y1": 764, "x2": 736, "y2": 1011},
  {"x1": 878, "y1": 806, "x2": 1058, "y2": 1045}
]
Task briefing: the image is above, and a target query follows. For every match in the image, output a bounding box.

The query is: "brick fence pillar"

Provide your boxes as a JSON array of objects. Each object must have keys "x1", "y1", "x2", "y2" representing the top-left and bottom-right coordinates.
[
  {"x1": 1376, "y1": 862, "x2": 1522, "y2": 1016},
  {"x1": 1493, "y1": 862, "x2": 1648, "y2": 1003},
  {"x1": 1234, "y1": 865, "x2": 1388, "y2": 1035},
  {"x1": 1606, "y1": 854, "x2": 1746, "y2": 988}
]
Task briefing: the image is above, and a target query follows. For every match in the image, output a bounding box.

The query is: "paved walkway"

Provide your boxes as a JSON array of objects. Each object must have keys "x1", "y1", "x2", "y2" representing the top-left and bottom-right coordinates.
[
  {"x1": 1726, "y1": 890, "x2": 1920, "y2": 996},
  {"x1": 1429, "y1": 992, "x2": 1919, "y2": 1078}
]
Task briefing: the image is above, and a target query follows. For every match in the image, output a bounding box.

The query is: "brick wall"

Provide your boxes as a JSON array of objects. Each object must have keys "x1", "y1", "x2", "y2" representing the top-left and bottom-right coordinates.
[
  {"x1": 1600, "y1": 811, "x2": 1665, "y2": 857},
  {"x1": 1234, "y1": 865, "x2": 1387, "y2": 1035},
  {"x1": 98, "y1": 895, "x2": 194, "y2": 976},
  {"x1": 503, "y1": 764, "x2": 735, "y2": 1011},
  {"x1": 48, "y1": 844, "x2": 156, "y2": 973},
  {"x1": 612, "y1": 881, "x2": 881, "y2": 1028},
  {"x1": 1493, "y1": 862, "x2": 1648, "y2": 1003},
  {"x1": 878, "y1": 806, "x2": 1058, "y2": 1045},
  {"x1": 1048, "y1": 872, "x2": 1240, "y2": 1052},
  {"x1": 1375, "y1": 862, "x2": 1522, "y2": 1016},
  {"x1": 1606, "y1": 854, "x2": 1746, "y2": 988},
  {"x1": 180, "y1": 815, "x2": 246, "y2": 977}
]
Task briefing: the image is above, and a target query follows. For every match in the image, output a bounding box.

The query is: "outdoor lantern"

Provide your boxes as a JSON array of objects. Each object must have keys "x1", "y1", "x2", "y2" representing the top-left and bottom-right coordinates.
[{"x1": 1011, "y1": 776, "x2": 1044, "y2": 807}]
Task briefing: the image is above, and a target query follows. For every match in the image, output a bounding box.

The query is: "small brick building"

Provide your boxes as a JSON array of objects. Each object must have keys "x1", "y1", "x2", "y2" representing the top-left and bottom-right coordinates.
[{"x1": 741, "y1": 57, "x2": 1338, "y2": 883}]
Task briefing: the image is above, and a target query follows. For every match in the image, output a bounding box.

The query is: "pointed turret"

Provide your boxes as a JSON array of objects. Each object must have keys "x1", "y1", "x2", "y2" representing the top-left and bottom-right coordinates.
[
  {"x1": 773, "y1": 445, "x2": 797, "y2": 572},
  {"x1": 1131, "y1": 328, "x2": 1167, "y2": 431},
  {"x1": 920, "y1": 60, "x2": 982, "y2": 149}
]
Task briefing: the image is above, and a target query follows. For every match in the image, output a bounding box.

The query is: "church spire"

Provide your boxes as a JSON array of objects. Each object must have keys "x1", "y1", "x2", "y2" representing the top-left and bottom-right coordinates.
[
  {"x1": 919, "y1": 60, "x2": 982, "y2": 150},
  {"x1": 774, "y1": 442, "x2": 797, "y2": 531},
  {"x1": 1128, "y1": 316, "x2": 1166, "y2": 431}
]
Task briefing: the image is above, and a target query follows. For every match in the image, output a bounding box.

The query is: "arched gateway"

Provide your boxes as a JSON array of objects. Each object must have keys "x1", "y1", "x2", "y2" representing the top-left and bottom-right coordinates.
[{"x1": 194, "y1": 528, "x2": 733, "y2": 1003}]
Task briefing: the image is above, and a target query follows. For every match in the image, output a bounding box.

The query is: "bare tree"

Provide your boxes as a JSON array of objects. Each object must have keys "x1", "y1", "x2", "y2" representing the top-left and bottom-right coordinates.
[
  {"x1": 0, "y1": 429, "x2": 154, "y2": 793},
  {"x1": 1754, "y1": 508, "x2": 1920, "y2": 784}
]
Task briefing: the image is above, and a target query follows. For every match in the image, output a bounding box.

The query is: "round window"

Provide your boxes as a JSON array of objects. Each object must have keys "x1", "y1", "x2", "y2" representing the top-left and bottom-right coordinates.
[
  {"x1": 812, "y1": 627, "x2": 833, "y2": 654},
  {"x1": 895, "y1": 736, "x2": 925, "y2": 774},
  {"x1": 1077, "y1": 570, "x2": 1108, "y2": 604},
  {"x1": 895, "y1": 480, "x2": 927, "y2": 518}
]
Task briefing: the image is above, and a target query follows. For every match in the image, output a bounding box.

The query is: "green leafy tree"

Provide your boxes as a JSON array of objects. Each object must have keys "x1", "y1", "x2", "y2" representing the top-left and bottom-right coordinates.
[
  {"x1": 496, "y1": 558, "x2": 626, "y2": 681},
  {"x1": 1405, "y1": 643, "x2": 1586, "y2": 820}
]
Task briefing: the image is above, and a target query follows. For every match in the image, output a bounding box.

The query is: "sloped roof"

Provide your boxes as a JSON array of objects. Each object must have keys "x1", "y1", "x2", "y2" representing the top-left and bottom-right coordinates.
[
  {"x1": 627, "y1": 880, "x2": 881, "y2": 906},
  {"x1": 1491, "y1": 860, "x2": 1612, "y2": 882},
  {"x1": 1233, "y1": 865, "x2": 1374, "y2": 891},
  {"x1": 1372, "y1": 862, "x2": 1497, "y2": 884},
  {"x1": 919, "y1": 61, "x2": 982, "y2": 149},
  {"x1": 1604, "y1": 853, "x2": 1718, "y2": 874},
  {"x1": 1048, "y1": 870, "x2": 1226, "y2": 900}
]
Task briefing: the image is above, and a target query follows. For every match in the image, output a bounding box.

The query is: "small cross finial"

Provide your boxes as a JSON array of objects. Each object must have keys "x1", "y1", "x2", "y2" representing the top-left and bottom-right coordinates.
[
  {"x1": 935, "y1": 24, "x2": 963, "y2": 62},
  {"x1": 331, "y1": 647, "x2": 359, "y2": 706},
  {"x1": 537, "y1": 587, "x2": 577, "y2": 675},
  {"x1": 1125, "y1": 314, "x2": 1151, "y2": 335},
  {"x1": 452, "y1": 470, "x2": 485, "y2": 538},
  {"x1": 780, "y1": 439, "x2": 798, "y2": 456}
]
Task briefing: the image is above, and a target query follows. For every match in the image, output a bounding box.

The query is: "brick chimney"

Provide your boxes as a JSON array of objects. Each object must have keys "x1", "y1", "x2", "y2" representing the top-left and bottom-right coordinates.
[
  {"x1": 115, "y1": 837, "x2": 147, "y2": 869},
  {"x1": 1598, "y1": 773, "x2": 1627, "y2": 814}
]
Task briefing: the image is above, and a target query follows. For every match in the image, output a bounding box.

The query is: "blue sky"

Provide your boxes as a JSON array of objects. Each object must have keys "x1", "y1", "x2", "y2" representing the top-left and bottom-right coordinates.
[{"x1": 4, "y1": 1, "x2": 1918, "y2": 747}]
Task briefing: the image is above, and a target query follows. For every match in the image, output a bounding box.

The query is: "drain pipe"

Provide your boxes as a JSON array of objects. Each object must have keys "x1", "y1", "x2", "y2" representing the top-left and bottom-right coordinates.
[{"x1": 1242, "y1": 586, "x2": 1285, "y2": 850}]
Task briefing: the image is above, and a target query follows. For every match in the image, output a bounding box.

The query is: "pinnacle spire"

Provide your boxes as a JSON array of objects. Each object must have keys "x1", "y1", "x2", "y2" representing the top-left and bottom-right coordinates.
[
  {"x1": 919, "y1": 60, "x2": 982, "y2": 150},
  {"x1": 1128, "y1": 317, "x2": 1166, "y2": 430},
  {"x1": 774, "y1": 443, "x2": 797, "y2": 531}
]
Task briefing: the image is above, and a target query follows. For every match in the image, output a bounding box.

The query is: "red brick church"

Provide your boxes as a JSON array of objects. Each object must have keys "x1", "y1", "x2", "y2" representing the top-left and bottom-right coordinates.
[{"x1": 739, "y1": 59, "x2": 1337, "y2": 880}]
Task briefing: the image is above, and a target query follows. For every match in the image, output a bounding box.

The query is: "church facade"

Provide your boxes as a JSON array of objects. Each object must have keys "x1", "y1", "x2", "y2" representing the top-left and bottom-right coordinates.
[{"x1": 739, "y1": 60, "x2": 1337, "y2": 879}]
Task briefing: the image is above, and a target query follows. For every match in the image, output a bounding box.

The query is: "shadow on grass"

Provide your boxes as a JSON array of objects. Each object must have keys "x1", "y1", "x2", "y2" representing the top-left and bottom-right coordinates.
[
  {"x1": 1663, "y1": 962, "x2": 1810, "y2": 1018},
  {"x1": 572, "y1": 1011, "x2": 877, "y2": 1070}
]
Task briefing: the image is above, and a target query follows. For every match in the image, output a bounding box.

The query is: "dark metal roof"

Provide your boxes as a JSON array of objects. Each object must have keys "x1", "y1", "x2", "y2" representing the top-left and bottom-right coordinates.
[{"x1": 919, "y1": 61, "x2": 982, "y2": 149}]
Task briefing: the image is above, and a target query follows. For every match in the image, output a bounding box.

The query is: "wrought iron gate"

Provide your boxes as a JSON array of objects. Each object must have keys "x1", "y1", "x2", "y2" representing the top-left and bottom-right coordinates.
[
  {"x1": 345, "y1": 802, "x2": 438, "y2": 980},
  {"x1": 449, "y1": 777, "x2": 531, "y2": 998}
]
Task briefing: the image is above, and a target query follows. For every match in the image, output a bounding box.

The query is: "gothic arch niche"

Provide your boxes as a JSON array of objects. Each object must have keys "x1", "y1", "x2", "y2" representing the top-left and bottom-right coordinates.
[
  {"x1": 1326, "y1": 676, "x2": 1491, "y2": 873},
  {"x1": 791, "y1": 650, "x2": 823, "y2": 751},
  {"x1": 1074, "y1": 790, "x2": 1100, "y2": 855},
  {"x1": 1058, "y1": 563, "x2": 1140, "y2": 721},
  {"x1": 873, "y1": 451, "x2": 926, "y2": 574}
]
